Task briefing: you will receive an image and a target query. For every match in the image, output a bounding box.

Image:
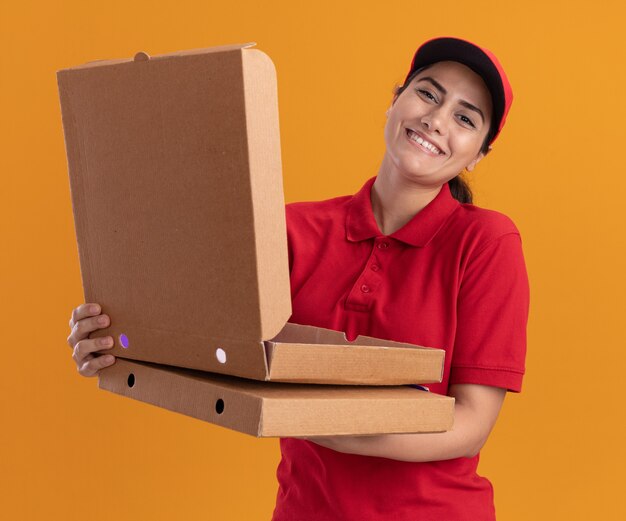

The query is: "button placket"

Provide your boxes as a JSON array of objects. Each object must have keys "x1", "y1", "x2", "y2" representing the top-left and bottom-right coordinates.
[{"x1": 344, "y1": 238, "x2": 389, "y2": 311}]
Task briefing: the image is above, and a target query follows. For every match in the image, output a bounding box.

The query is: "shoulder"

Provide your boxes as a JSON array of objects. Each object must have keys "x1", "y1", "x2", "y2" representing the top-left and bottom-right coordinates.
[
  {"x1": 449, "y1": 202, "x2": 522, "y2": 250},
  {"x1": 286, "y1": 194, "x2": 353, "y2": 229}
]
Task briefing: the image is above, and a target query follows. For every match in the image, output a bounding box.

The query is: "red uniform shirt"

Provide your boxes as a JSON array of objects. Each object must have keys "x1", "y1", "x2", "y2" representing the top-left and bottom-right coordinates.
[{"x1": 272, "y1": 175, "x2": 530, "y2": 521}]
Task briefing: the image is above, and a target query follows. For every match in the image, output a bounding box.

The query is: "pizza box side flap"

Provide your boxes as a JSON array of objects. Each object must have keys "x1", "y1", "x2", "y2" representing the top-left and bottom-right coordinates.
[
  {"x1": 98, "y1": 358, "x2": 264, "y2": 437},
  {"x1": 89, "y1": 325, "x2": 270, "y2": 381},
  {"x1": 265, "y1": 340, "x2": 445, "y2": 385},
  {"x1": 263, "y1": 322, "x2": 445, "y2": 384},
  {"x1": 98, "y1": 359, "x2": 454, "y2": 438},
  {"x1": 259, "y1": 388, "x2": 455, "y2": 437},
  {"x1": 241, "y1": 48, "x2": 292, "y2": 342}
]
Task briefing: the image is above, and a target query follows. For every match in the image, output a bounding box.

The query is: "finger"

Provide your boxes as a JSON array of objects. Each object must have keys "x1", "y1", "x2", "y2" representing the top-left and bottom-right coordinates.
[
  {"x1": 73, "y1": 336, "x2": 114, "y2": 364},
  {"x1": 78, "y1": 353, "x2": 116, "y2": 377},
  {"x1": 68, "y1": 314, "x2": 110, "y2": 348},
  {"x1": 69, "y1": 303, "x2": 102, "y2": 331}
]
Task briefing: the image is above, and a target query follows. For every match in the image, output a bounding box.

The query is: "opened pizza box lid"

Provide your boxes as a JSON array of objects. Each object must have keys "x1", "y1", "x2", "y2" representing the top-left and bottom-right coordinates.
[
  {"x1": 99, "y1": 358, "x2": 455, "y2": 437},
  {"x1": 57, "y1": 42, "x2": 446, "y2": 385}
]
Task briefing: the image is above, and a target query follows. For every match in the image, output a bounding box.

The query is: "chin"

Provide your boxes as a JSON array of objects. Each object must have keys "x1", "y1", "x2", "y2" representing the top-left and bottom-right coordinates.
[
  {"x1": 395, "y1": 171, "x2": 442, "y2": 188},
  {"x1": 397, "y1": 161, "x2": 441, "y2": 181}
]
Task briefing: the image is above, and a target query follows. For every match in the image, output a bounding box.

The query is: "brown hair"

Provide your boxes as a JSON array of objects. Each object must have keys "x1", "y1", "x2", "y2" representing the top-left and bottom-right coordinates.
[{"x1": 391, "y1": 65, "x2": 497, "y2": 204}]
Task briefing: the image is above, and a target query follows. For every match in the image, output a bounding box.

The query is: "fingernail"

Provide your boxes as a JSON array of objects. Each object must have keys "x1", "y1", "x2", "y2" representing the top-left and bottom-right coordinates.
[
  {"x1": 103, "y1": 355, "x2": 114, "y2": 363},
  {"x1": 90, "y1": 304, "x2": 100, "y2": 314},
  {"x1": 98, "y1": 316, "x2": 108, "y2": 325},
  {"x1": 100, "y1": 337, "x2": 113, "y2": 347}
]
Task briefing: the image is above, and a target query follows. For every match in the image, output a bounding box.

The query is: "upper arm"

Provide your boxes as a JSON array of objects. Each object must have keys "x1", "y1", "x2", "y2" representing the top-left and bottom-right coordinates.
[{"x1": 451, "y1": 232, "x2": 530, "y2": 392}]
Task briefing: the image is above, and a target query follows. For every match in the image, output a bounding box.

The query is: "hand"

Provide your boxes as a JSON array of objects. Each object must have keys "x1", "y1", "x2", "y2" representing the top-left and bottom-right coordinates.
[{"x1": 66, "y1": 303, "x2": 115, "y2": 377}]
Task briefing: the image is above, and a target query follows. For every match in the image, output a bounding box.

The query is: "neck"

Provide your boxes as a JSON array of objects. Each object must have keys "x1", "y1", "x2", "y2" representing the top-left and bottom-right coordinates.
[{"x1": 372, "y1": 154, "x2": 443, "y2": 236}]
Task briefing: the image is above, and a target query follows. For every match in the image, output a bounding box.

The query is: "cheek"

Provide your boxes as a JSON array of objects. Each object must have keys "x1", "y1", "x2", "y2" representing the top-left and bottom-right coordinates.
[
  {"x1": 452, "y1": 132, "x2": 484, "y2": 159},
  {"x1": 383, "y1": 117, "x2": 398, "y2": 145}
]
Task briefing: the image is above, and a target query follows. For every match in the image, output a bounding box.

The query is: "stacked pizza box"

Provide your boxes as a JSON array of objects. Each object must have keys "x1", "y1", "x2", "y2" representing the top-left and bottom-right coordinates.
[{"x1": 56, "y1": 43, "x2": 454, "y2": 437}]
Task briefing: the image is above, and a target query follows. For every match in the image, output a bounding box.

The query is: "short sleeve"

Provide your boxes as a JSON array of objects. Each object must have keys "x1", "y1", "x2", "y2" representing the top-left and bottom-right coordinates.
[{"x1": 449, "y1": 232, "x2": 530, "y2": 392}]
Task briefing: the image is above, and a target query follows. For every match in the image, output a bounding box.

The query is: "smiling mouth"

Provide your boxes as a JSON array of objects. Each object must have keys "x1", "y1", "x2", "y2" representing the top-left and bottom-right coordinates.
[{"x1": 405, "y1": 129, "x2": 445, "y2": 156}]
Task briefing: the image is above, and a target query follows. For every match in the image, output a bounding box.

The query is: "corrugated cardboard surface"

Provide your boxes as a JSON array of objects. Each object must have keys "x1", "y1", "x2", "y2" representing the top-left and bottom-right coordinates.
[
  {"x1": 266, "y1": 322, "x2": 445, "y2": 384},
  {"x1": 57, "y1": 44, "x2": 288, "y2": 344},
  {"x1": 57, "y1": 43, "x2": 446, "y2": 385},
  {"x1": 99, "y1": 358, "x2": 455, "y2": 437}
]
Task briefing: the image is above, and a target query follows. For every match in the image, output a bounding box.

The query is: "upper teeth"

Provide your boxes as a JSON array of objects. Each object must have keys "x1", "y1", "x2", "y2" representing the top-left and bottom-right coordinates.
[{"x1": 408, "y1": 130, "x2": 441, "y2": 154}]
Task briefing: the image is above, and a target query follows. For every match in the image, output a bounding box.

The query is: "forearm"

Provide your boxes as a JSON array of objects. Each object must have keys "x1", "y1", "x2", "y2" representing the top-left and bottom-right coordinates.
[
  {"x1": 307, "y1": 402, "x2": 476, "y2": 462},
  {"x1": 307, "y1": 384, "x2": 506, "y2": 463}
]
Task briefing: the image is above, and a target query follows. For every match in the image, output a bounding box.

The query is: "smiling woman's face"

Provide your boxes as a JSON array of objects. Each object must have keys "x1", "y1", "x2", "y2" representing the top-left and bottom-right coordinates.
[{"x1": 383, "y1": 60, "x2": 493, "y2": 187}]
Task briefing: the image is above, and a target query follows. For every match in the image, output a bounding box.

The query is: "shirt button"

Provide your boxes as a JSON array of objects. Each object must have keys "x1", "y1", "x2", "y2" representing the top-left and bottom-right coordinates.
[
  {"x1": 371, "y1": 264, "x2": 380, "y2": 272},
  {"x1": 377, "y1": 242, "x2": 389, "y2": 250},
  {"x1": 360, "y1": 284, "x2": 371, "y2": 293}
]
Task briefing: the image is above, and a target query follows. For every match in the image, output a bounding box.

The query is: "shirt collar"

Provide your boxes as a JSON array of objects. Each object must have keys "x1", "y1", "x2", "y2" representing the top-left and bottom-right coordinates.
[{"x1": 346, "y1": 175, "x2": 460, "y2": 247}]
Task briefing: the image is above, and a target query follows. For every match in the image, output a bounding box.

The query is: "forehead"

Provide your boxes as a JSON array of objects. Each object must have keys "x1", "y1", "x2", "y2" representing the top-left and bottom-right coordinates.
[{"x1": 412, "y1": 61, "x2": 492, "y2": 111}]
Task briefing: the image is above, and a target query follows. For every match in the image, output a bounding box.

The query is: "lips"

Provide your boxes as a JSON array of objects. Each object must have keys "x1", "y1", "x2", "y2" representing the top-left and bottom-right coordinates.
[{"x1": 405, "y1": 128, "x2": 446, "y2": 156}]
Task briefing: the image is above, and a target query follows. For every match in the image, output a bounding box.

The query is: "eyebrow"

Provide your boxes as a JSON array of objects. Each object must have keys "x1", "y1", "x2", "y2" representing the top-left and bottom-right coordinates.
[{"x1": 416, "y1": 76, "x2": 485, "y2": 124}]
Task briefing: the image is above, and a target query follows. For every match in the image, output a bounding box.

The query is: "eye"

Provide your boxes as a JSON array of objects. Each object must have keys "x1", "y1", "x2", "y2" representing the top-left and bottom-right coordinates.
[
  {"x1": 415, "y1": 88, "x2": 437, "y2": 103},
  {"x1": 458, "y1": 114, "x2": 476, "y2": 128}
]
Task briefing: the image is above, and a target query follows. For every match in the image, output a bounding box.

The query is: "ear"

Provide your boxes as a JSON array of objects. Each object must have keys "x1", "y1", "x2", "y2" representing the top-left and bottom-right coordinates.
[
  {"x1": 465, "y1": 145, "x2": 492, "y2": 172},
  {"x1": 386, "y1": 97, "x2": 397, "y2": 117},
  {"x1": 387, "y1": 91, "x2": 401, "y2": 114}
]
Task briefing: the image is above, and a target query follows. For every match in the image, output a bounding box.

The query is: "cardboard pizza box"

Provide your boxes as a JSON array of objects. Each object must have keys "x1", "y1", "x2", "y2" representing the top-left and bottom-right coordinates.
[
  {"x1": 57, "y1": 42, "x2": 446, "y2": 385},
  {"x1": 99, "y1": 358, "x2": 455, "y2": 437}
]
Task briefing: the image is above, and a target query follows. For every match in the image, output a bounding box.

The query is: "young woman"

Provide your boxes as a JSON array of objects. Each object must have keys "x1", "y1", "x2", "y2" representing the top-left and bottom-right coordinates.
[{"x1": 67, "y1": 37, "x2": 529, "y2": 520}]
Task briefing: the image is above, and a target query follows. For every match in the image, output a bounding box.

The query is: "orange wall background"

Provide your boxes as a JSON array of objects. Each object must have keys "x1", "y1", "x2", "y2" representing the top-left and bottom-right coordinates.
[{"x1": 2, "y1": 0, "x2": 624, "y2": 519}]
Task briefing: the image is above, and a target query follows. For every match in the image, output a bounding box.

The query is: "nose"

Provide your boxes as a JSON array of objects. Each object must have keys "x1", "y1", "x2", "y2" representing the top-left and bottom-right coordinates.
[{"x1": 420, "y1": 105, "x2": 447, "y2": 136}]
